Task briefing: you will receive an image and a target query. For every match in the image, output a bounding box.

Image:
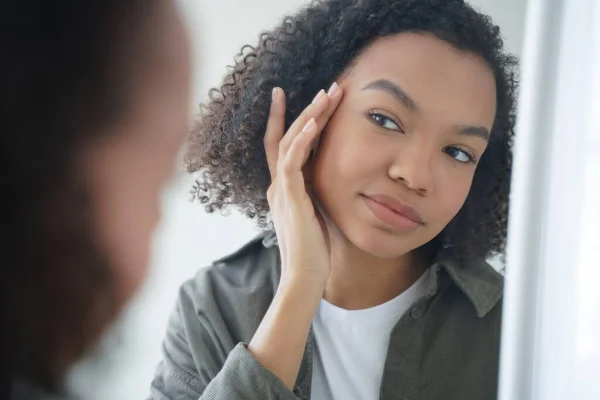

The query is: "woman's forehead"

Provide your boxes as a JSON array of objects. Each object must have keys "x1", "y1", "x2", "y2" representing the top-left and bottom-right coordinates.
[
  {"x1": 340, "y1": 33, "x2": 497, "y2": 127},
  {"x1": 345, "y1": 33, "x2": 492, "y2": 86}
]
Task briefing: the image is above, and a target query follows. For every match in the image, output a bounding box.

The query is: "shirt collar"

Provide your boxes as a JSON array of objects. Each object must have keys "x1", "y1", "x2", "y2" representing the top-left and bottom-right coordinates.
[{"x1": 431, "y1": 250, "x2": 504, "y2": 318}]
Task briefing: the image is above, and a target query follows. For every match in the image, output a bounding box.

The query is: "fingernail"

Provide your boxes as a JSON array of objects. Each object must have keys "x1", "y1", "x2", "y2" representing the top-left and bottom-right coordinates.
[
  {"x1": 327, "y1": 82, "x2": 338, "y2": 97},
  {"x1": 272, "y1": 87, "x2": 278, "y2": 102},
  {"x1": 302, "y1": 118, "x2": 316, "y2": 133},
  {"x1": 312, "y1": 89, "x2": 325, "y2": 104}
]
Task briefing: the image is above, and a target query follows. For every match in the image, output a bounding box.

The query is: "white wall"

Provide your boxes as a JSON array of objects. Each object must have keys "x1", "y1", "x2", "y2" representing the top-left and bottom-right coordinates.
[{"x1": 67, "y1": 1, "x2": 527, "y2": 399}]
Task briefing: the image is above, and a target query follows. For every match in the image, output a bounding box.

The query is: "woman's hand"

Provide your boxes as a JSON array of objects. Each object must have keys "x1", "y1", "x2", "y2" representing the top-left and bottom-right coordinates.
[
  {"x1": 263, "y1": 83, "x2": 344, "y2": 286},
  {"x1": 248, "y1": 83, "x2": 343, "y2": 389}
]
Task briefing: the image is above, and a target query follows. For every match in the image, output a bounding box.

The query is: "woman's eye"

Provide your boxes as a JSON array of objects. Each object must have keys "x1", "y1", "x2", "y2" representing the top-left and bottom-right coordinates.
[
  {"x1": 445, "y1": 147, "x2": 476, "y2": 164},
  {"x1": 369, "y1": 113, "x2": 401, "y2": 131}
]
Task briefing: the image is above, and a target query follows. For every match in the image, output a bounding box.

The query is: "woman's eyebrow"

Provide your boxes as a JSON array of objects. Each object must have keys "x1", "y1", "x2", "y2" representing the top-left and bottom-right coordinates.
[
  {"x1": 455, "y1": 125, "x2": 490, "y2": 141},
  {"x1": 361, "y1": 79, "x2": 418, "y2": 112},
  {"x1": 362, "y1": 79, "x2": 491, "y2": 141}
]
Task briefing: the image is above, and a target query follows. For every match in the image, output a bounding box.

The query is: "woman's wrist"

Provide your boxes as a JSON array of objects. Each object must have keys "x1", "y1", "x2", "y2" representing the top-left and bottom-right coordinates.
[
  {"x1": 277, "y1": 270, "x2": 326, "y2": 312},
  {"x1": 247, "y1": 265, "x2": 326, "y2": 389},
  {"x1": 279, "y1": 266, "x2": 328, "y2": 294}
]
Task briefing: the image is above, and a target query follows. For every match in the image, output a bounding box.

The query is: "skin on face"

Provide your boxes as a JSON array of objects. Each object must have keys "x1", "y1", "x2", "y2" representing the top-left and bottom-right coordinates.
[
  {"x1": 311, "y1": 32, "x2": 497, "y2": 262},
  {"x1": 82, "y1": 0, "x2": 192, "y2": 305}
]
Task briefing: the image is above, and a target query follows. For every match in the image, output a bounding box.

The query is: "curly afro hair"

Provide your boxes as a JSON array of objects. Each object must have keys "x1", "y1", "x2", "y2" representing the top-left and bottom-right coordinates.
[{"x1": 187, "y1": 0, "x2": 518, "y2": 265}]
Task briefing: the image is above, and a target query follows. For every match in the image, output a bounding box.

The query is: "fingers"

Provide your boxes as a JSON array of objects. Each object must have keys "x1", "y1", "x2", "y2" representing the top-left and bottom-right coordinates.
[
  {"x1": 279, "y1": 89, "x2": 326, "y2": 150},
  {"x1": 308, "y1": 82, "x2": 342, "y2": 154},
  {"x1": 279, "y1": 85, "x2": 336, "y2": 157},
  {"x1": 264, "y1": 87, "x2": 286, "y2": 182},
  {"x1": 264, "y1": 82, "x2": 344, "y2": 185},
  {"x1": 279, "y1": 117, "x2": 318, "y2": 198},
  {"x1": 282, "y1": 118, "x2": 317, "y2": 174}
]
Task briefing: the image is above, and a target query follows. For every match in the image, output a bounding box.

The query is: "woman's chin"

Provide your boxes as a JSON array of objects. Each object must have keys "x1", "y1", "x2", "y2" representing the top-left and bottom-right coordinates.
[{"x1": 345, "y1": 225, "x2": 418, "y2": 260}]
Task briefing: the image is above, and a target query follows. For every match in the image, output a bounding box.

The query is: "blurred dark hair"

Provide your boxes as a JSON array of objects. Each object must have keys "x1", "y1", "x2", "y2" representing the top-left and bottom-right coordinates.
[
  {"x1": 1, "y1": 0, "x2": 159, "y2": 394},
  {"x1": 187, "y1": 0, "x2": 518, "y2": 265}
]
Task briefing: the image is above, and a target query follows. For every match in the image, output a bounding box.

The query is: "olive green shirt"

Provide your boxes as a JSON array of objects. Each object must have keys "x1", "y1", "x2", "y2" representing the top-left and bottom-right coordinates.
[{"x1": 149, "y1": 232, "x2": 503, "y2": 400}]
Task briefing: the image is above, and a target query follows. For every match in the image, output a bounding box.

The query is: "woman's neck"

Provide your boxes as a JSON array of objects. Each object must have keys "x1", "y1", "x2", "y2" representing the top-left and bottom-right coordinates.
[{"x1": 323, "y1": 233, "x2": 429, "y2": 310}]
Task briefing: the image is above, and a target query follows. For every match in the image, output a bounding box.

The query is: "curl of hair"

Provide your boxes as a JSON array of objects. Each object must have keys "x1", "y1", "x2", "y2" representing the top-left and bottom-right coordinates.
[{"x1": 187, "y1": 0, "x2": 518, "y2": 265}]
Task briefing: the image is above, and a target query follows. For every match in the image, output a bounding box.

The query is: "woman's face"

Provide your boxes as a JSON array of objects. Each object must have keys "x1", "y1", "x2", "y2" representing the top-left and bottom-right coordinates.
[
  {"x1": 311, "y1": 32, "x2": 497, "y2": 259},
  {"x1": 83, "y1": 0, "x2": 192, "y2": 303}
]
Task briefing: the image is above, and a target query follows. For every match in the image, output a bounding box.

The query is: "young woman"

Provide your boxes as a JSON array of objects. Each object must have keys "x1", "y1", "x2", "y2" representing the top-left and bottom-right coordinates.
[
  {"x1": 3, "y1": 0, "x2": 192, "y2": 398},
  {"x1": 150, "y1": 0, "x2": 517, "y2": 399}
]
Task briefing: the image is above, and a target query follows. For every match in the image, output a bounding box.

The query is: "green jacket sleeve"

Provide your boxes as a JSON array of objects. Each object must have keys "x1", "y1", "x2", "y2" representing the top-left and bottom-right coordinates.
[{"x1": 148, "y1": 267, "x2": 305, "y2": 400}]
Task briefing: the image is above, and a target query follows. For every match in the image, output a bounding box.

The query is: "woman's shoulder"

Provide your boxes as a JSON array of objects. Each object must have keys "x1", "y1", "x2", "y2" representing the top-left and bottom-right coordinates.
[
  {"x1": 200, "y1": 231, "x2": 279, "y2": 288},
  {"x1": 176, "y1": 232, "x2": 281, "y2": 330}
]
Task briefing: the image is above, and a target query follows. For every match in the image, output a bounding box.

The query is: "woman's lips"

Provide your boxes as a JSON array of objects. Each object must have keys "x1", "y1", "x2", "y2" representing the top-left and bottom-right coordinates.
[{"x1": 363, "y1": 194, "x2": 424, "y2": 231}]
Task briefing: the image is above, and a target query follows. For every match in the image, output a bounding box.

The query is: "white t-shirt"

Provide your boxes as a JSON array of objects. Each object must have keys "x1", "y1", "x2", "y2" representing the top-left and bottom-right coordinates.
[{"x1": 310, "y1": 269, "x2": 430, "y2": 400}]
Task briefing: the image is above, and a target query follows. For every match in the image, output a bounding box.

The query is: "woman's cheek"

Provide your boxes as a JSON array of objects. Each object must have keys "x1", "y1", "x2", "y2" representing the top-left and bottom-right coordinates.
[{"x1": 437, "y1": 177, "x2": 474, "y2": 222}]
